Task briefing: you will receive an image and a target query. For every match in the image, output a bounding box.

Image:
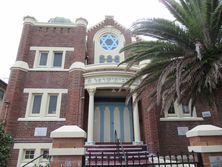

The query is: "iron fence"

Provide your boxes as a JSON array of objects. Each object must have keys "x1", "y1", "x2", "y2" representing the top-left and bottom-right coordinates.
[{"x1": 85, "y1": 151, "x2": 203, "y2": 167}]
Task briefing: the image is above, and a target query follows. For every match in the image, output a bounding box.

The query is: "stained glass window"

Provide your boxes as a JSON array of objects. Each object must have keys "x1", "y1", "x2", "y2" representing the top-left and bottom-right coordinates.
[
  {"x1": 114, "y1": 55, "x2": 120, "y2": 63},
  {"x1": 107, "y1": 55, "x2": 113, "y2": 63},
  {"x1": 100, "y1": 34, "x2": 118, "y2": 50},
  {"x1": 99, "y1": 55, "x2": 105, "y2": 63}
]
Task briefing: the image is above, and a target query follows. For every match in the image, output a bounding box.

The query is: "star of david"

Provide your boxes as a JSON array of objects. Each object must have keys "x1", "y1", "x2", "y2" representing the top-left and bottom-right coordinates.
[{"x1": 100, "y1": 34, "x2": 118, "y2": 50}]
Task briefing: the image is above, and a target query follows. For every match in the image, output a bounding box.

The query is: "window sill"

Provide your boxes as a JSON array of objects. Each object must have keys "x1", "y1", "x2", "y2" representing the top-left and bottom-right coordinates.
[
  {"x1": 160, "y1": 117, "x2": 204, "y2": 121},
  {"x1": 18, "y1": 117, "x2": 66, "y2": 121},
  {"x1": 29, "y1": 68, "x2": 68, "y2": 72}
]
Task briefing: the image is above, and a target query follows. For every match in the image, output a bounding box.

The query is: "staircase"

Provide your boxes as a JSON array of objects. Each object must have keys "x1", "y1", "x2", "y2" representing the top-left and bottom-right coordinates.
[{"x1": 85, "y1": 143, "x2": 150, "y2": 166}]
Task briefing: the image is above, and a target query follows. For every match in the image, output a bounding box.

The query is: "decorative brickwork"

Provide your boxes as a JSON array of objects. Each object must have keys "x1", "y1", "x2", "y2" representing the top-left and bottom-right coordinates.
[{"x1": 4, "y1": 16, "x2": 222, "y2": 166}]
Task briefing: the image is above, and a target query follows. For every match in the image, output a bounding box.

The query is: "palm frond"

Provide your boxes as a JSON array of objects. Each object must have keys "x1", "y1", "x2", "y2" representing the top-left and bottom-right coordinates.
[{"x1": 121, "y1": 0, "x2": 222, "y2": 113}]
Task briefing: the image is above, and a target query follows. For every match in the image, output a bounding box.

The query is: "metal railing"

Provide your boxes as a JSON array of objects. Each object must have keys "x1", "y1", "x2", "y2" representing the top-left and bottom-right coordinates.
[
  {"x1": 22, "y1": 153, "x2": 50, "y2": 167},
  {"x1": 85, "y1": 151, "x2": 203, "y2": 166},
  {"x1": 114, "y1": 130, "x2": 127, "y2": 163}
]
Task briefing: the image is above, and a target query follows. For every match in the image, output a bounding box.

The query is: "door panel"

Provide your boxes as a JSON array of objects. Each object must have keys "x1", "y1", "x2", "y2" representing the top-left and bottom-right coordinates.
[{"x1": 94, "y1": 102, "x2": 133, "y2": 143}]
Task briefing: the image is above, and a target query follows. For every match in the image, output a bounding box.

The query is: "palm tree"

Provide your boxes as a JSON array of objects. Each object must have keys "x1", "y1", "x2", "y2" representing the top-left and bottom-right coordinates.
[{"x1": 120, "y1": 0, "x2": 222, "y2": 113}]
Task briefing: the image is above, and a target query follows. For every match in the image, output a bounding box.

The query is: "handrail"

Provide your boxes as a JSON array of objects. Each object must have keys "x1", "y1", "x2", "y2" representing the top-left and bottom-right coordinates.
[
  {"x1": 22, "y1": 153, "x2": 49, "y2": 167},
  {"x1": 114, "y1": 130, "x2": 127, "y2": 163}
]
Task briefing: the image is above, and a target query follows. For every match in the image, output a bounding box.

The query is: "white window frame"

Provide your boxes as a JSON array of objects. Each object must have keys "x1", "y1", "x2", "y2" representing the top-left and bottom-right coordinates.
[
  {"x1": 23, "y1": 88, "x2": 67, "y2": 119},
  {"x1": 14, "y1": 143, "x2": 51, "y2": 167},
  {"x1": 30, "y1": 93, "x2": 42, "y2": 116},
  {"x1": 164, "y1": 99, "x2": 197, "y2": 118},
  {"x1": 31, "y1": 46, "x2": 74, "y2": 70},
  {"x1": 93, "y1": 28, "x2": 125, "y2": 64},
  {"x1": 23, "y1": 149, "x2": 35, "y2": 161}
]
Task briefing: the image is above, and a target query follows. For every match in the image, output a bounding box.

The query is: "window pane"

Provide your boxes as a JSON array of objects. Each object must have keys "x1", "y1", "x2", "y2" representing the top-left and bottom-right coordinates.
[
  {"x1": 42, "y1": 149, "x2": 49, "y2": 159},
  {"x1": 32, "y1": 95, "x2": 42, "y2": 114},
  {"x1": 24, "y1": 150, "x2": 35, "y2": 159},
  {"x1": 0, "y1": 90, "x2": 4, "y2": 100},
  {"x1": 107, "y1": 55, "x2": 113, "y2": 63},
  {"x1": 48, "y1": 95, "x2": 58, "y2": 114},
  {"x1": 53, "y1": 52, "x2": 63, "y2": 67},
  {"x1": 99, "y1": 55, "x2": 105, "y2": 63},
  {"x1": 114, "y1": 55, "x2": 120, "y2": 63},
  {"x1": 182, "y1": 105, "x2": 189, "y2": 114},
  {"x1": 39, "y1": 52, "x2": 48, "y2": 66},
  {"x1": 168, "y1": 104, "x2": 175, "y2": 114}
]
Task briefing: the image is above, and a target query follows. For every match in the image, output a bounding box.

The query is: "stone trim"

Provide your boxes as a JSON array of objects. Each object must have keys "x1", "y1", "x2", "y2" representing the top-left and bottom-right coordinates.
[
  {"x1": 18, "y1": 118, "x2": 66, "y2": 121},
  {"x1": 50, "y1": 125, "x2": 86, "y2": 138},
  {"x1": 11, "y1": 61, "x2": 29, "y2": 72},
  {"x1": 188, "y1": 145, "x2": 222, "y2": 153},
  {"x1": 160, "y1": 117, "x2": 204, "y2": 121},
  {"x1": 186, "y1": 125, "x2": 222, "y2": 137},
  {"x1": 49, "y1": 148, "x2": 85, "y2": 156}
]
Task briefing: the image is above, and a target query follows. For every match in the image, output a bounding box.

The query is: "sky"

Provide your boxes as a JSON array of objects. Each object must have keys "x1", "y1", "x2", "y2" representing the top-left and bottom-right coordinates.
[{"x1": 0, "y1": 0, "x2": 173, "y2": 83}]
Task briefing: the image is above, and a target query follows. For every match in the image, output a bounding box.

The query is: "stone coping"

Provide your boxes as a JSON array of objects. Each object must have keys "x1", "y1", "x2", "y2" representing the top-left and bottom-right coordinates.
[
  {"x1": 50, "y1": 125, "x2": 86, "y2": 138},
  {"x1": 186, "y1": 124, "x2": 222, "y2": 137}
]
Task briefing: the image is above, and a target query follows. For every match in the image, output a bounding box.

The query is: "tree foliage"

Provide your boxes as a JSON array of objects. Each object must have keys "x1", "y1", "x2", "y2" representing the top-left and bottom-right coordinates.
[
  {"x1": 120, "y1": 0, "x2": 222, "y2": 112},
  {"x1": 0, "y1": 123, "x2": 13, "y2": 167}
]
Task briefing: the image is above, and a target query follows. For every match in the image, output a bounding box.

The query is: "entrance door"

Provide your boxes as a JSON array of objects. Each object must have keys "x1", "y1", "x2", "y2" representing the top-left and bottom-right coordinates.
[{"x1": 94, "y1": 101, "x2": 133, "y2": 143}]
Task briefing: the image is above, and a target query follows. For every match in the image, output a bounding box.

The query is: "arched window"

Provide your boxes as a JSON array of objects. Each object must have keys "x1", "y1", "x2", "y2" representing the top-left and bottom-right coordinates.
[
  {"x1": 114, "y1": 55, "x2": 120, "y2": 63},
  {"x1": 107, "y1": 55, "x2": 113, "y2": 63},
  {"x1": 0, "y1": 90, "x2": 4, "y2": 100},
  {"x1": 99, "y1": 55, "x2": 105, "y2": 63}
]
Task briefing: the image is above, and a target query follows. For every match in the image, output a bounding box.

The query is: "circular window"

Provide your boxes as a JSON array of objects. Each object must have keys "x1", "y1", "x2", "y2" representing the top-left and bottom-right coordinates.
[{"x1": 100, "y1": 34, "x2": 119, "y2": 50}]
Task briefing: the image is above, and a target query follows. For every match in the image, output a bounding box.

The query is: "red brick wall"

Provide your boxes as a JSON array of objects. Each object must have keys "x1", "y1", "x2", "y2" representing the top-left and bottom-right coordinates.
[
  {"x1": 16, "y1": 23, "x2": 33, "y2": 62},
  {"x1": 7, "y1": 148, "x2": 19, "y2": 167},
  {"x1": 4, "y1": 69, "x2": 27, "y2": 135},
  {"x1": 6, "y1": 21, "x2": 87, "y2": 132},
  {"x1": 140, "y1": 86, "x2": 160, "y2": 153},
  {"x1": 66, "y1": 70, "x2": 85, "y2": 127},
  {"x1": 5, "y1": 22, "x2": 87, "y2": 166},
  {"x1": 139, "y1": 83, "x2": 221, "y2": 154}
]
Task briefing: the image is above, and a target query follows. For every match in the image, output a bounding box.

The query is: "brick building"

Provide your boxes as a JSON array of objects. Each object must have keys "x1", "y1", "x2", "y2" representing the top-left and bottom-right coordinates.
[
  {"x1": 0, "y1": 79, "x2": 7, "y2": 119},
  {"x1": 3, "y1": 16, "x2": 222, "y2": 166}
]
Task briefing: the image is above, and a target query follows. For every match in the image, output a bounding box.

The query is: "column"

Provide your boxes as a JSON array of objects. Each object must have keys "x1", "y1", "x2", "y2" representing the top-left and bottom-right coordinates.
[
  {"x1": 186, "y1": 125, "x2": 222, "y2": 167},
  {"x1": 50, "y1": 125, "x2": 86, "y2": 167},
  {"x1": 86, "y1": 88, "x2": 96, "y2": 144},
  {"x1": 132, "y1": 94, "x2": 142, "y2": 144}
]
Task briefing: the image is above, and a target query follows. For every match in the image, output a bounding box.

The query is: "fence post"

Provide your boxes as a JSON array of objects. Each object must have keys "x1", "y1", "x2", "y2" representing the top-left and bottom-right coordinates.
[
  {"x1": 186, "y1": 125, "x2": 222, "y2": 167},
  {"x1": 49, "y1": 125, "x2": 86, "y2": 167}
]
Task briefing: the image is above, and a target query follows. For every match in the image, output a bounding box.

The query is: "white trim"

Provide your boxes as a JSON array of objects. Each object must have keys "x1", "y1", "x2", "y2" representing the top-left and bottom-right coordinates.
[
  {"x1": 69, "y1": 62, "x2": 85, "y2": 72},
  {"x1": 68, "y1": 62, "x2": 139, "y2": 72},
  {"x1": 29, "y1": 68, "x2": 69, "y2": 72},
  {"x1": 14, "y1": 143, "x2": 52, "y2": 167},
  {"x1": 160, "y1": 117, "x2": 204, "y2": 121},
  {"x1": 33, "y1": 22, "x2": 77, "y2": 28},
  {"x1": 164, "y1": 99, "x2": 197, "y2": 118},
  {"x1": 49, "y1": 148, "x2": 85, "y2": 156},
  {"x1": 22, "y1": 88, "x2": 67, "y2": 119},
  {"x1": 14, "y1": 143, "x2": 52, "y2": 149},
  {"x1": 188, "y1": 145, "x2": 222, "y2": 153},
  {"x1": 11, "y1": 61, "x2": 29, "y2": 72},
  {"x1": 50, "y1": 125, "x2": 86, "y2": 138},
  {"x1": 83, "y1": 71, "x2": 136, "y2": 77},
  {"x1": 18, "y1": 118, "x2": 66, "y2": 121},
  {"x1": 85, "y1": 64, "x2": 139, "y2": 71},
  {"x1": 93, "y1": 27, "x2": 125, "y2": 64},
  {"x1": 186, "y1": 125, "x2": 222, "y2": 137},
  {"x1": 31, "y1": 47, "x2": 74, "y2": 69},
  {"x1": 84, "y1": 84, "x2": 129, "y2": 89},
  {"x1": 24, "y1": 88, "x2": 68, "y2": 94},
  {"x1": 30, "y1": 47, "x2": 74, "y2": 52}
]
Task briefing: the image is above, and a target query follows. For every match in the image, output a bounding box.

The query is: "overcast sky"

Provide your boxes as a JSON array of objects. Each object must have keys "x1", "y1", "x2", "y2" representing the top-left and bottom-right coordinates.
[{"x1": 0, "y1": 0, "x2": 173, "y2": 83}]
